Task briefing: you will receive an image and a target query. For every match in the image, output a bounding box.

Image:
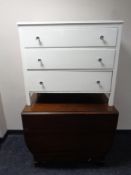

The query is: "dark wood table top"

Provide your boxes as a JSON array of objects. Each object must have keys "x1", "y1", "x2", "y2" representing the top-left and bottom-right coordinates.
[{"x1": 22, "y1": 93, "x2": 118, "y2": 114}]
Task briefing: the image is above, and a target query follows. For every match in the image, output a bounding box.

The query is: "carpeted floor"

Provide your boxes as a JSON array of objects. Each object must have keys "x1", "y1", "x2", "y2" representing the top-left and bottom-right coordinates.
[{"x1": 0, "y1": 133, "x2": 131, "y2": 175}]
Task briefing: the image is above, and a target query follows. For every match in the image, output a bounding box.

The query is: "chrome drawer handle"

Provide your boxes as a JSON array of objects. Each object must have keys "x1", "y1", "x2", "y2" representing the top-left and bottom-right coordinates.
[
  {"x1": 39, "y1": 81, "x2": 43, "y2": 85},
  {"x1": 36, "y1": 36, "x2": 42, "y2": 45},
  {"x1": 39, "y1": 81, "x2": 44, "y2": 88},
  {"x1": 100, "y1": 35, "x2": 104, "y2": 40},
  {"x1": 38, "y1": 58, "x2": 44, "y2": 66},
  {"x1": 36, "y1": 36, "x2": 40, "y2": 40},
  {"x1": 99, "y1": 35, "x2": 107, "y2": 44},
  {"x1": 96, "y1": 80, "x2": 100, "y2": 84},
  {"x1": 38, "y1": 58, "x2": 42, "y2": 62},
  {"x1": 96, "y1": 80, "x2": 103, "y2": 88},
  {"x1": 98, "y1": 58, "x2": 102, "y2": 62},
  {"x1": 39, "y1": 81, "x2": 44, "y2": 86},
  {"x1": 98, "y1": 58, "x2": 105, "y2": 66}
]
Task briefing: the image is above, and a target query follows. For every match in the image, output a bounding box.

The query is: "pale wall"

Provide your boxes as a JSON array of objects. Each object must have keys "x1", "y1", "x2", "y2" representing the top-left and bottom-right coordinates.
[{"x1": 0, "y1": 0, "x2": 131, "y2": 129}]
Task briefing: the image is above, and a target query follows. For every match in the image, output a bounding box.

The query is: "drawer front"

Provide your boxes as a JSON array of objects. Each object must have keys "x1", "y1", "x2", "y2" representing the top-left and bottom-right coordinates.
[
  {"x1": 19, "y1": 26, "x2": 118, "y2": 47},
  {"x1": 26, "y1": 71, "x2": 112, "y2": 92},
  {"x1": 24, "y1": 49, "x2": 115, "y2": 69}
]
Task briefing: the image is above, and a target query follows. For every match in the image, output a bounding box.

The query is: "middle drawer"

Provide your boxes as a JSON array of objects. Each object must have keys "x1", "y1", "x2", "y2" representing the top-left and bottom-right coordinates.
[{"x1": 24, "y1": 49, "x2": 115, "y2": 69}]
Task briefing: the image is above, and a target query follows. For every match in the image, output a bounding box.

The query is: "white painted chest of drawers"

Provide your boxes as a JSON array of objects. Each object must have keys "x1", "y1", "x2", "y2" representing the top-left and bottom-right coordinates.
[{"x1": 17, "y1": 21, "x2": 123, "y2": 106}]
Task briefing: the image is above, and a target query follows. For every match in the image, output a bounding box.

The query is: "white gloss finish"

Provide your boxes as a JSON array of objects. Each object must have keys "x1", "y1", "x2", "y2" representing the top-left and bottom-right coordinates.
[
  {"x1": 18, "y1": 21, "x2": 123, "y2": 106},
  {"x1": 24, "y1": 49, "x2": 115, "y2": 69},
  {"x1": 27, "y1": 71, "x2": 112, "y2": 92},
  {"x1": 19, "y1": 26, "x2": 118, "y2": 47}
]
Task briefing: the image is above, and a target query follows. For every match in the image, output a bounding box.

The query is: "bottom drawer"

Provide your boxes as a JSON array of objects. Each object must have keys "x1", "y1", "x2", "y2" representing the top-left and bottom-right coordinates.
[{"x1": 26, "y1": 71, "x2": 112, "y2": 92}]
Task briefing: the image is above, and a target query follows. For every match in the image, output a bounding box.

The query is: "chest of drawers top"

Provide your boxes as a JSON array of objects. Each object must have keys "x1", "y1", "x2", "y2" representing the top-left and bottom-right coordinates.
[{"x1": 18, "y1": 20, "x2": 123, "y2": 48}]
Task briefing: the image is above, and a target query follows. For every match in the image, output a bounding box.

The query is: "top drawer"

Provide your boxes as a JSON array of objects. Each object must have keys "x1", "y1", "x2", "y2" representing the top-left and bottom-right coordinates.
[{"x1": 19, "y1": 26, "x2": 118, "y2": 47}]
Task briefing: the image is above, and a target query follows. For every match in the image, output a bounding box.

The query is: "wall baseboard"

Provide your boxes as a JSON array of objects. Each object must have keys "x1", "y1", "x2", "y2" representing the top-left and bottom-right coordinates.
[
  {"x1": 0, "y1": 130, "x2": 23, "y2": 144},
  {"x1": 116, "y1": 129, "x2": 131, "y2": 134},
  {"x1": 0, "y1": 129, "x2": 131, "y2": 144},
  {"x1": 7, "y1": 130, "x2": 23, "y2": 134},
  {"x1": 0, "y1": 131, "x2": 8, "y2": 144}
]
